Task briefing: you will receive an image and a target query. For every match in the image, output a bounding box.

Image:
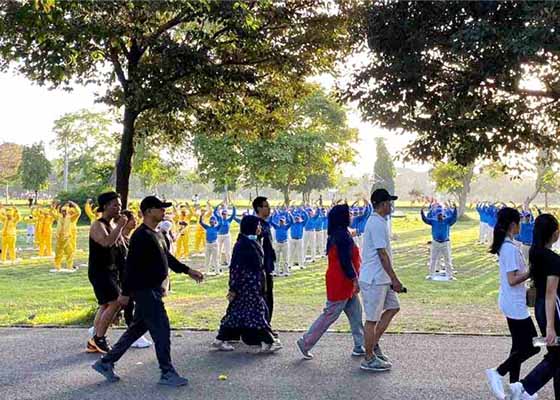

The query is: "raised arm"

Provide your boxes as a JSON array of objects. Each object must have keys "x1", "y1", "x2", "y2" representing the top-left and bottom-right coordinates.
[
  {"x1": 199, "y1": 215, "x2": 210, "y2": 230},
  {"x1": 420, "y1": 209, "x2": 432, "y2": 225}
]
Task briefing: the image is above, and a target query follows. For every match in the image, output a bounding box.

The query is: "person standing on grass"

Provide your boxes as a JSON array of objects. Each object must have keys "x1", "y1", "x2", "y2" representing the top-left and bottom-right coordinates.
[
  {"x1": 421, "y1": 204, "x2": 458, "y2": 281},
  {"x1": 296, "y1": 204, "x2": 364, "y2": 360},
  {"x1": 359, "y1": 188, "x2": 403, "y2": 372},
  {"x1": 87, "y1": 191, "x2": 128, "y2": 354},
  {"x1": 92, "y1": 195, "x2": 204, "y2": 387},
  {"x1": 253, "y1": 196, "x2": 277, "y2": 326},
  {"x1": 508, "y1": 214, "x2": 560, "y2": 400},
  {"x1": 212, "y1": 215, "x2": 281, "y2": 353},
  {"x1": 485, "y1": 207, "x2": 540, "y2": 400}
]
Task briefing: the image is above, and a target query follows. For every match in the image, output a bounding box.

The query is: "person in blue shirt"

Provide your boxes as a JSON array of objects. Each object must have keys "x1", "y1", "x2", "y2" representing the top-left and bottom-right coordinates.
[
  {"x1": 270, "y1": 212, "x2": 293, "y2": 276},
  {"x1": 314, "y1": 207, "x2": 327, "y2": 259},
  {"x1": 303, "y1": 208, "x2": 321, "y2": 262},
  {"x1": 289, "y1": 209, "x2": 309, "y2": 268},
  {"x1": 355, "y1": 201, "x2": 372, "y2": 248},
  {"x1": 515, "y1": 211, "x2": 534, "y2": 263},
  {"x1": 214, "y1": 204, "x2": 236, "y2": 266},
  {"x1": 199, "y1": 215, "x2": 223, "y2": 275},
  {"x1": 421, "y1": 205, "x2": 458, "y2": 280}
]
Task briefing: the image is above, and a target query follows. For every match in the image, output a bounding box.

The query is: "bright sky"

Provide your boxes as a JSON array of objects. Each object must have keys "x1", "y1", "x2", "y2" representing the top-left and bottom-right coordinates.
[{"x1": 0, "y1": 70, "x2": 427, "y2": 177}]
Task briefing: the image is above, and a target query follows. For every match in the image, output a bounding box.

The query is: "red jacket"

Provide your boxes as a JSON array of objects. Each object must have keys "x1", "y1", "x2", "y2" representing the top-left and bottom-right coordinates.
[{"x1": 325, "y1": 244, "x2": 361, "y2": 301}]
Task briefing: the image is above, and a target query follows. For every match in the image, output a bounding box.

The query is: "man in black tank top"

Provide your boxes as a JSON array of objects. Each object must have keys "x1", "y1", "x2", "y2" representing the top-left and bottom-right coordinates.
[
  {"x1": 87, "y1": 191, "x2": 128, "y2": 354},
  {"x1": 92, "y1": 196, "x2": 204, "y2": 387}
]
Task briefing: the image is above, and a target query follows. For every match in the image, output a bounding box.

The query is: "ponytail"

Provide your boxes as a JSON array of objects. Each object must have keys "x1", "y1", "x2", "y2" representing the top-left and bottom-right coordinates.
[{"x1": 489, "y1": 207, "x2": 520, "y2": 255}]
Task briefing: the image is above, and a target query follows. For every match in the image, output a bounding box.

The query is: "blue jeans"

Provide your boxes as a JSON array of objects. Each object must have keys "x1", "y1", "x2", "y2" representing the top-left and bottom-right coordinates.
[{"x1": 300, "y1": 294, "x2": 364, "y2": 351}]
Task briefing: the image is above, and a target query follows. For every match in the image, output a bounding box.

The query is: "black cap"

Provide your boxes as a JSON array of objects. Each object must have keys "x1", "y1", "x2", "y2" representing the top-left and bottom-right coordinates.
[
  {"x1": 97, "y1": 191, "x2": 120, "y2": 212},
  {"x1": 140, "y1": 196, "x2": 172, "y2": 213},
  {"x1": 371, "y1": 188, "x2": 398, "y2": 205}
]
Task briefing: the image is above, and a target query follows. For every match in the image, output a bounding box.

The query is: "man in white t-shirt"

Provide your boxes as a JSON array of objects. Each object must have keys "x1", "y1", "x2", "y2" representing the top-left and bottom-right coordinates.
[{"x1": 359, "y1": 188, "x2": 403, "y2": 372}]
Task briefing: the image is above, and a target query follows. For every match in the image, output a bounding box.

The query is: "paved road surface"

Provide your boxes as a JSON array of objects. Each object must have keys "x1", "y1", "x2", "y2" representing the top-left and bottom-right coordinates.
[{"x1": 0, "y1": 328, "x2": 554, "y2": 400}]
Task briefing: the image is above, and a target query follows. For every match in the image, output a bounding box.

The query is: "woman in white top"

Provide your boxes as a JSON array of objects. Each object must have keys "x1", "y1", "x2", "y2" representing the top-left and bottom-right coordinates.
[{"x1": 485, "y1": 207, "x2": 540, "y2": 400}]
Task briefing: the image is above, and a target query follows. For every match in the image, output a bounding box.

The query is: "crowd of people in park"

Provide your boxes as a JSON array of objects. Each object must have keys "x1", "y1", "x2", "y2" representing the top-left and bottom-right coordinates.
[
  {"x1": 82, "y1": 188, "x2": 406, "y2": 385},
  {"x1": 6, "y1": 190, "x2": 560, "y2": 398}
]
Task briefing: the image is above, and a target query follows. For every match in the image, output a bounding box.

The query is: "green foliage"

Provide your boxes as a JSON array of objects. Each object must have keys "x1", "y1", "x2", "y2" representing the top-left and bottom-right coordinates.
[
  {"x1": 431, "y1": 162, "x2": 472, "y2": 197},
  {"x1": 132, "y1": 138, "x2": 180, "y2": 193},
  {"x1": 0, "y1": 1, "x2": 352, "y2": 203},
  {"x1": 52, "y1": 109, "x2": 117, "y2": 188},
  {"x1": 193, "y1": 85, "x2": 358, "y2": 203},
  {"x1": 57, "y1": 184, "x2": 112, "y2": 222},
  {"x1": 344, "y1": 2, "x2": 560, "y2": 165},
  {"x1": 18, "y1": 142, "x2": 51, "y2": 194},
  {"x1": 371, "y1": 138, "x2": 395, "y2": 195}
]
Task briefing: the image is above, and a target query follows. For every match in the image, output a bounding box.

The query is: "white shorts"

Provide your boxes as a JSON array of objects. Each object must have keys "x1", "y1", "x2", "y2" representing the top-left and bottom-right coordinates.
[{"x1": 359, "y1": 282, "x2": 400, "y2": 322}]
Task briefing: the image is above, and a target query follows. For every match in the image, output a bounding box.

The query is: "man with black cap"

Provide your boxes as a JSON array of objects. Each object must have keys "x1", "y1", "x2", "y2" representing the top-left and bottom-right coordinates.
[
  {"x1": 92, "y1": 195, "x2": 204, "y2": 387},
  {"x1": 359, "y1": 188, "x2": 403, "y2": 372}
]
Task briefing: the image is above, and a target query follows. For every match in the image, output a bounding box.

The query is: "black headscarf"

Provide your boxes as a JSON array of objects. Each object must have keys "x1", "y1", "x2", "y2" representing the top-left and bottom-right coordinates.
[
  {"x1": 240, "y1": 215, "x2": 260, "y2": 236},
  {"x1": 326, "y1": 204, "x2": 353, "y2": 255}
]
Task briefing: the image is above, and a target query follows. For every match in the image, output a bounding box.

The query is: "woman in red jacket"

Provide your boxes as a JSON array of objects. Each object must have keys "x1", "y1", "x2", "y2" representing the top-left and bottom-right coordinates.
[{"x1": 296, "y1": 204, "x2": 365, "y2": 360}]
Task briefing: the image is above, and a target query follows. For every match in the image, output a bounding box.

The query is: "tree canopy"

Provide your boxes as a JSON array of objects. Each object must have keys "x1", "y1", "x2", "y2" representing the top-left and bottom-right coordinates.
[
  {"x1": 18, "y1": 142, "x2": 52, "y2": 202},
  {"x1": 344, "y1": 1, "x2": 560, "y2": 166},
  {"x1": 0, "y1": 0, "x2": 352, "y2": 204}
]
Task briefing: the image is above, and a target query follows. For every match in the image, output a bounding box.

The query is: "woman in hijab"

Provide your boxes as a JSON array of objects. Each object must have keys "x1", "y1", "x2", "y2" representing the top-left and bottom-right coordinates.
[
  {"x1": 212, "y1": 215, "x2": 282, "y2": 353},
  {"x1": 296, "y1": 204, "x2": 365, "y2": 360}
]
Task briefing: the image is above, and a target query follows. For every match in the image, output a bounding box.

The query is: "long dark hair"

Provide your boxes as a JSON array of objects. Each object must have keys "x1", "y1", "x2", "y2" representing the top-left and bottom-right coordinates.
[
  {"x1": 489, "y1": 207, "x2": 520, "y2": 255},
  {"x1": 326, "y1": 204, "x2": 353, "y2": 256},
  {"x1": 529, "y1": 214, "x2": 559, "y2": 275}
]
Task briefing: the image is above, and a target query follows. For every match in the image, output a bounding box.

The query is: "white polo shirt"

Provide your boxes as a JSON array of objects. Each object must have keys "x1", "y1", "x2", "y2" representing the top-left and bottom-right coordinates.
[
  {"x1": 359, "y1": 211, "x2": 392, "y2": 286},
  {"x1": 498, "y1": 239, "x2": 529, "y2": 320}
]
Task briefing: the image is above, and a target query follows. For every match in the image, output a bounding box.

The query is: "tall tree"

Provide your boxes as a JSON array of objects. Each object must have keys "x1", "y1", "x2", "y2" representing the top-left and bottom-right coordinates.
[
  {"x1": 52, "y1": 109, "x2": 116, "y2": 190},
  {"x1": 0, "y1": 0, "x2": 351, "y2": 205},
  {"x1": 371, "y1": 138, "x2": 396, "y2": 195},
  {"x1": 430, "y1": 162, "x2": 475, "y2": 217},
  {"x1": 18, "y1": 142, "x2": 52, "y2": 203},
  {"x1": 343, "y1": 2, "x2": 560, "y2": 165},
  {"x1": 0, "y1": 142, "x2": 23, "y2": 203}
]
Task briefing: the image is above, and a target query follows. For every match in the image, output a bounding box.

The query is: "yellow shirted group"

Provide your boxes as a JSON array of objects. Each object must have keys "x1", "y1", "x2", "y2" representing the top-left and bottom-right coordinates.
[{"x1": 0, "y1": 206, "x2": 21, "y2": 262}]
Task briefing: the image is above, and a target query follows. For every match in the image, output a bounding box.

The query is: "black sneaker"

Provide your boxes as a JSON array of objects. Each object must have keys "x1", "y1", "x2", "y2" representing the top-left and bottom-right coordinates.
[
  {"x1": 158, "y1": 371, "x2": 188, "y2": 387},
  {"x1": 91, "y1": 336, "x2": 111, "y2": 354},
  {"x1": 92, "y1": 359, "x2": 120, "y2": 382}
]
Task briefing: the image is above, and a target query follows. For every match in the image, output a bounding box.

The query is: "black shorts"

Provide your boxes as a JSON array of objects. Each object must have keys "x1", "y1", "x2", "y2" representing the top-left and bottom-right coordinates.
[{"x1": 90, "y1": 274, "x2": 120, "y2": 305}]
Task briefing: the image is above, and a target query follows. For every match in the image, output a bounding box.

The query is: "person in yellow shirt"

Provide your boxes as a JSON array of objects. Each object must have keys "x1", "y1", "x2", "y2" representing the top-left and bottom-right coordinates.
[
  {"x1": 85, "y1": 199, "x2": 99, "y2": 224},
  {"x1": 39, "y1": 206, "x2": 56, "y2": 257},
  {"x1": 173, "y1": 202, "x2": 194, "y2": 260},
  {"x1": 52, "y1": 201, "x2": 81, "y2": 272},
  {"x1": 0, "y1": 206, "x2": 21, "y2": 263},
  {"x1": 194, "y1": 201, "x2": 212, "y2": 255},
  {"x1": 31, "y1": 206, "x2": 42, "y2": 249}
]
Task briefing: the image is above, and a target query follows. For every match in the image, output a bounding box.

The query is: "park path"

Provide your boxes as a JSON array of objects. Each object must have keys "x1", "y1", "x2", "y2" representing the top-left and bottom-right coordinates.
[{"x1": 0, "y1": 328, "x2": 554, "y2": 400}]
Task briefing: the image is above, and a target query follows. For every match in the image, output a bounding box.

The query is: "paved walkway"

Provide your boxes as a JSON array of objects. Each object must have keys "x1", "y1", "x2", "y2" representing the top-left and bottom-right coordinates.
[{"x1": 0, "y1": 328, "x2": 554, "y2": 399}]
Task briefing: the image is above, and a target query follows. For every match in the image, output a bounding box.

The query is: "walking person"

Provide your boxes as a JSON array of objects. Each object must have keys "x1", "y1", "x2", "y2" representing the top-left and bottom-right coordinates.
[
  {"x1": 359, "y1": 189, "x2": 403, "y2": 372},
  {"x1": 87, "y1": 191, "x2": 128, "y2": 354},
  {"x1": 212, "y1": 215, "x2": 281, "y2": 353},
  {"x1": 485, "y1": 207, "x2": 540, "y2": 400},
  {"x1": 296, "y1": 204, "x2": 364, "y2": 360},
  {"x1": 253, "y1": 196, "x2": 276, "y2": 325},
  {"x1": 509, "y1": 214, "x2": 560, "y2": 400},
  {"x1": 92, "y1": 195, "x2": 204, "y2": 387}
]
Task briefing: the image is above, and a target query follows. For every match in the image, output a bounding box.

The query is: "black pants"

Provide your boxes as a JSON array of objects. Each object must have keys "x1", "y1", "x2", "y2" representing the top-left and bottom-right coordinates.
[
  {"x1": 265, "y1": 272, "x2": 274, "y2": 323},
  {"x1": 497, "y1": 317, "x2": 540, "y2": 383},
  {"x1": 521, "y1": 298, "x2": 560, "y2": 397},
  {"x1": 102, "y1": 288, "x2": 174, "y2": 375},
  {"x1": 123, "y1": 300, "x2": 134, "y2": 327}
]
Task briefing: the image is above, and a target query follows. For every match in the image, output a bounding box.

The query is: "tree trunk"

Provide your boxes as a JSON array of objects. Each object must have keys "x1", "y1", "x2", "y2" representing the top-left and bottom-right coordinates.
[
  {"x1": 116, "y1": 108, "x2": 138, "y2": 207},
  {"x1": 457, "y1": 164, "x2": 475, "y2": 218},
  {"x1": 34, "y1": 190, "x2": 38, "y2": 205},
  {"x1": 526, "y1": 150, "x2": 548, "y2": 206},
  {"x1": 282, "y1": 187, "x2": 290, "y2": 205}
]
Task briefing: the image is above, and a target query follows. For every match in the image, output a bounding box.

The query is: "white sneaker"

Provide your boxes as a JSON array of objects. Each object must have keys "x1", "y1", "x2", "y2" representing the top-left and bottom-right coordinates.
[
  {"x1": 49, "y1": 269, "x2": 59, "y2": 273},
  {"x1": 211, "y1": 340, "x2": 234, "y2": 351},
  {"x1": 260, "y1": 341, "x2": 282, "y2": 354},
  {"x1": 510, "y1": 382, "x2": 525, "y2": 400},
  {"x1": 485, "y1": 368, "x2": 505, "y2": 400},
  {"x1": 425, "y1": 275, "x2": 433, "y2": 280},
  {"x1": 88, "y1": 326, "x2": 95, "y2": 337},
  {"x1": 131, "y1": 335, "x2": 152, "y2": 348}
]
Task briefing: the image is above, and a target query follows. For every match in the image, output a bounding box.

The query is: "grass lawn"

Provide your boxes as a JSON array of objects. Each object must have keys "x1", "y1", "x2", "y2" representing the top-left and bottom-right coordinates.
[{"x1": 0, "y1": 207, "x2": 508, "y2": 334}]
